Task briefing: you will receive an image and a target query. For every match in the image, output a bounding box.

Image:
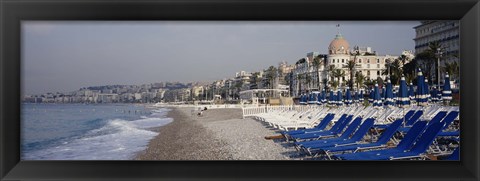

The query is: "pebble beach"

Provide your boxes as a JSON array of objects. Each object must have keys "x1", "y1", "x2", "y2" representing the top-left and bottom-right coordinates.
[{"x1": 135, "y1": 107, "x2": 296, "y2": 160}]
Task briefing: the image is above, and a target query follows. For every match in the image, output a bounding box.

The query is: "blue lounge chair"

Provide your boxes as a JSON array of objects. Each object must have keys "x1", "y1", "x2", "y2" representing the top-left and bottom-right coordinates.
[
  {"x1": 375, "y1": 110, "x2": 415, "y2": 129},
  {"x1": 295, "y1": 117, "x2": 363, "y2": 148},
  {"x1": 437, "y1": 111, "x2": 460, "y2": 137},
  {"x1": 335, "y1": 121, "x2": 444, "y2": 160},
  {"x1": 301, "y1": 118, "x2": 375, "y2": 156},
  {"x1": 437, "y1": 131, "x2": 459, "y2": 137},
  {"x1": 282, "y1": 113, "x2": 337, "y2": 136},
  {"x1": 397, "y1": 111, "x2": 447, "y2": 133},
  {"x1": 316, "y1": 119, "x2": 403, "y2": 159},
  {"x1": 440, "y1": 111, "x2": 459, "y2": 129},
  {"x1": 333, "y1": 121, "x2": 428, "y2": 160},
  {"x1": 401, "y1": 110, "x2": 416, "y2": 122},
  {"x1": 378, "y1": 122, "x2": 445, "y2": 160},
  {"x1": 290, "y1": 115, "x2": 353, "y2": 141},
  {"x1": 404, "y1": 110, "x2": 424, "y2": 126}
]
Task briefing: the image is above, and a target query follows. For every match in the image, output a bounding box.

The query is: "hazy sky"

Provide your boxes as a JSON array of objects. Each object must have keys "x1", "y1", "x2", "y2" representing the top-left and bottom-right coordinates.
[{"x1": 22, "y1": 21, "x2": 419, "y2": 95}]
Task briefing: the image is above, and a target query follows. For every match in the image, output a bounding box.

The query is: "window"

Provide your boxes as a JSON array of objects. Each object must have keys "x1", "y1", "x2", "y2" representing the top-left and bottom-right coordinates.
[
  {"x1": 377, "y1": 59, "x2": 380, "y2": 63},
  {"x1": 332, "y1": 59, "x2": 335, "y2": 63},
  {"x1": 367, "y1": 71, "x2": 371, "y2": 76},
  {"x1": 367, "y1": 59, "x2": 370, "y2": 63},
  {"x1": 342, "y1": 59, "x2": 344, "y2": 63},
  {"x1": 367, "y1": 64, "x2": 370, "y2": 68},
  {"x1": 377, "y1": 71, "x2": 380, "y2": 75},
  {"x1": 359, "y1": 59, "x2": 362, "y2": 63},
  {"x1": 377, "y1": 64, "x2": 380, "y2": 68}
]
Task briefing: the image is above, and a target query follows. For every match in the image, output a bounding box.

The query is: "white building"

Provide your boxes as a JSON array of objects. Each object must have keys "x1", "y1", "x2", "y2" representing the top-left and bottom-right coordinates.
[
  {"x1": 291, "y1": 33, "x2": 413, "y2": 96},
  {"x1": 134, "y1": 93, "x2": 142, "y2": 100},
  {"x1": 413, "y1": 20, "x2": 459, "y2": 82},
  {"x1": 97, "y1": 93, "x2": 119, "y2": 103},
  {"x1": 414, "y1": 20, "x2": 459, "y2": 62},
  {"x1": 291, "y1": 53, "x2": 328, "y2": 96},
  {"x1": 327, "y1": 33, "x2": 397, "y2": 85}
]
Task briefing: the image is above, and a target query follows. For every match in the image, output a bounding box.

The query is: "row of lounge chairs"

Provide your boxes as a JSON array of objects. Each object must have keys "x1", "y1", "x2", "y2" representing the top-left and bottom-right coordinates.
[{"x1": 252, "y1": 105, "x2": 460, "y2": 160}]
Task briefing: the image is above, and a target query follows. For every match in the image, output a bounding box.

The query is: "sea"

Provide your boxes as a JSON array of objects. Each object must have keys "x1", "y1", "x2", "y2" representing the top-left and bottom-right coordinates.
[{"x1": 21, "y1": 103, "x2": 173, "y2": 160}]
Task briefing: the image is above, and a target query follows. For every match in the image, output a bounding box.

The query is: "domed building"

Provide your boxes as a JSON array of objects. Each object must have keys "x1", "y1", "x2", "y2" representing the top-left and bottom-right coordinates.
[
  {"x1": 327, "y1": 33, "x2": 352, "y2": 87},
  {"x1": 290, "y1": 32, "x2": 412, "y2": 97},
  {"x1": 328, "y1": 33, "x2": 350, "y2": 55},
  {"x1": 324, "y1": 32, "x2": 408, "y2": 92}
]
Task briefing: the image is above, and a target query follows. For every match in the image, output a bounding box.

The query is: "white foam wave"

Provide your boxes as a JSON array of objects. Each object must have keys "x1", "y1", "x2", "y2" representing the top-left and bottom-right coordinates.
[
  {"x1": 24, "y1": 112, "x2": 173, "y2": 160},
  {"x1": 150, "y1": 108, "x2": 171, "y2": 117}
]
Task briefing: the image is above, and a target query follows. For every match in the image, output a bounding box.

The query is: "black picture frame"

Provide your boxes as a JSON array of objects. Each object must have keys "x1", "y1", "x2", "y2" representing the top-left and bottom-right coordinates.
[{"x1": 1, "y1": 0, "x2": 479, "y2": 180}]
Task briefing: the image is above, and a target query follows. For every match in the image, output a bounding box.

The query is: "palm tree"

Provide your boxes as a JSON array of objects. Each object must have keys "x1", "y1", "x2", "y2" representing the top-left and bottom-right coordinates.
[
  {"x1": 443, "y1": 61, "x2": 460, "y2": 81},
  {"x1": 219, "y1": 87, "x2": 228, "y2": 101},
  {"x1": 415, "y1": 41, "x2": 443, "y2": 84},
  {"x1": 355, "y1": 71, "x2": 366, "y2": 90},
  {"x1": 444, "y1": 53, "x2": 460, "y2": 82},
  {"x1": 297, "y1": 74, "x2": 303, "y2": 95},
  {"x1": 376, "y1": 77, "x2": 384, "y2": 87},
  {"x1": 329, "y1": 80, "x2": 339, "y2": 90},
  {"x1": 345, "y1": 60, "x2": 357, "y2": 90},
  {"x1": 382, "y1": 59, "x2": 402, "y2": 84},
  {"x1": 312, "y1": 55, "x2": 323, "y2": 90},
  {"x1": 332, "y1": 68, "x2": 345, "y2": 89},
  {"x1": 384, "y1": 58, "x2": 392, "y2": 77},
  {"x1": 296, "y1": 58, "x2": 306, "y2": 65},
  {"x1": 251, "y1": 72, "x2": 261, "y2": 89},
  {"x1": 404, "y1": 73, "x2": 415, "y2": 85},
  {"x1": 284, "y1": 74, "x2": 291, "y2": 86},
  {"x1": 305, "y1": 74, "x2": 312, "y2": 92},
  {"x1": 398, "y1": 54, "x2": 410, "y2": 69},
  {"x1": 266, "y1": 66, "x2": 277, "y2": 89},
  {"x1": 234, "y1": 81, "x2": 243, "y2": 99},
  {"x1": 364, "y1": 79, "x2": 375, "y2": 89},
  {"x1": 327, "y1": 65, "x2": 336, "y2": 91},
  {"x1": 322, "y1": 78, "x2": 328, "y2": 91},
  {"x1": 403, "y1": 58, "x2": 418, "y2": 84}
]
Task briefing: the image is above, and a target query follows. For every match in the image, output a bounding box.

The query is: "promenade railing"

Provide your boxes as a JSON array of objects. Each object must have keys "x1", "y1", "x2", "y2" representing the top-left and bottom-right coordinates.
[
  {"x1": 242, "y1": 106, "x2": 267, "y2": 119},
  {"x1": 153, "y1": 103, "x2": 322, "y2": 119},
  {"x1": 242, "y1": 105, "x2": 309, "y2": 119}
]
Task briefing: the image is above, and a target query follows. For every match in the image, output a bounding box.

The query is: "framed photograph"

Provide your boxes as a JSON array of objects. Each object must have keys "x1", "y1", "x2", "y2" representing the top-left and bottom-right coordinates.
[{"x1": 1, "y1": 0, "x2": 479, "y2": 180}]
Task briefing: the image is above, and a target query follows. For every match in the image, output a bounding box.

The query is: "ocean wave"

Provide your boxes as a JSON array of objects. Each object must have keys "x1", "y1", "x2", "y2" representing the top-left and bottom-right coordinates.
[
  {"x1": 150, "y1": 108, "x2": 171, "y2": 117},
  {"x1": 23, "y1": 113, "x2": 173, "y2": 160}
]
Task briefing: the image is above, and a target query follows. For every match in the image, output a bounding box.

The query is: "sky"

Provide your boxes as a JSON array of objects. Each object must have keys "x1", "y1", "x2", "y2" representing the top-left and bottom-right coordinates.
[{"x1": 22, "y1": 21, "x2": 419, "y2": 95}]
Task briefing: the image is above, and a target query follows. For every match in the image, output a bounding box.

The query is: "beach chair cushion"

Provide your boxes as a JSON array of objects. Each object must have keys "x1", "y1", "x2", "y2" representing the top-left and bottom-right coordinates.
[
  {"x1": 405, "y1": 110, "x2": 424, "y2": 126},
  {"x1": 296, "y1": 117, "x2": 363, "y2": 148},
  {"x1": 318, "y1": 119, "x2": 403, "y2": 154},
  {"x1": 333, "y1": 121, "x2": 427, "y2": 160},
  {"x1": 303, "y1": 118, "x2": 375, "y2": 150},
  {"x1": 282, "y1": 114, "x2": 336, "y2": 136},
  {"x1": 290, "y1": 115, "x2": 353, "y2": 140},
  {"x1": 398, "y1": 111, "x2": 446, "y2": 133}
]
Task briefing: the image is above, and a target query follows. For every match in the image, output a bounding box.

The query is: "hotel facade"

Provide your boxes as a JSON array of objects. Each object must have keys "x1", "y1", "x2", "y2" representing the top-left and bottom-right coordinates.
[
  {"x1": 291, "y1": 33, "x2": 414, "y2": 97},
  {"x1": 413, "y1": 20, "x2": 459, "y2": 82},
  {"x1": 413, "y1": 20, "x2": 459, "y2": 62}
]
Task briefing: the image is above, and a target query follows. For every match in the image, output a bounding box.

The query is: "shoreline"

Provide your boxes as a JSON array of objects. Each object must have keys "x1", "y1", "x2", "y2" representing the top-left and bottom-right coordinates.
[
  {"x1": 134, "y1": 107, "x2": 233, "y2": 160},
  {"x1": 135, "y1": 107, "x2": 296, "y2": 160}
]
